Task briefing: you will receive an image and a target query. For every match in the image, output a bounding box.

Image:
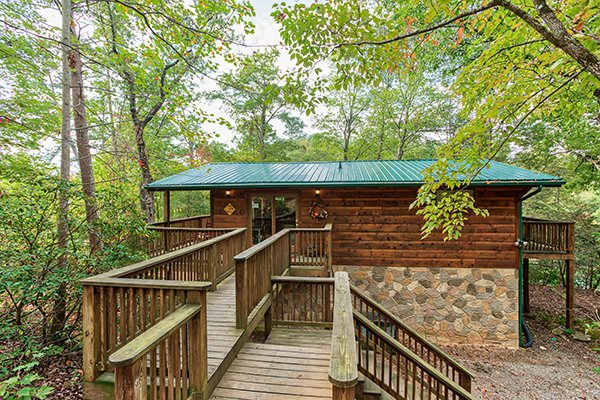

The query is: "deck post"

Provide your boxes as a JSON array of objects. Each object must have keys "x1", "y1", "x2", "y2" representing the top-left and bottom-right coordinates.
[
  {"x1": 188, "y1": 290, "x2": 208, "y2": 397},
  {"x1": 332, "y1": 385, "x2": 356, "y2": 400},
  {"x1": 329, "y1": 272, "x2": 358, "y2": 400},
  {"x1": 566, "y1": 223, "x2": 575, "y2": 330},
  {"x1": 264, "y1": 306, "x2": 272, "y2": 337},
  {"x1": 209, "y1": 244, "x2": 218, "y2": 291},
  {"x1": 459, "y1": 372, "x2": 472, "y2": 393},
  {"x1": 523, "y1": 258, "x2": 530, "y2": 314},
  {"x1": 114, "y1": 358, "x2": 146, "y2": 400},
  {"x1": 326, "y1": 226, "x2": 333, "y2": 275},
  {"x1": 236, "y1": 258, "x2": 248, "y2": 329},
  {"x1": 163, "y1": 190, "x2": 171, "y2": 225},
  {"x1": 566, "y1": 259, "x2": 575, "y2": 329},
  {"x1": 82, "y1": 285, "x2": 102, "y2": 382}
]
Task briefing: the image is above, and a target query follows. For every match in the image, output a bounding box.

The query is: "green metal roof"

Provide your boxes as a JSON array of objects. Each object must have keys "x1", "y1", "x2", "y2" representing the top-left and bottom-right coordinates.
[{"x1": 145, "y1": 160, "x2": 565, "y2": 191}]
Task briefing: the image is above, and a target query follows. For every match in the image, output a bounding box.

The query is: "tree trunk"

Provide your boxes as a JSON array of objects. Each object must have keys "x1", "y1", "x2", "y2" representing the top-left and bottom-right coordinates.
[
  {"x1": 70, "y1": 30, "x2": 102, "y2": 254},
  {"x1": 50, "y1": 0, "x2": 72, "y2": 342},
  {"x1": 376, "y1": 119, "x2": 384, "y2": 160},
  {"x1": 134, "y1": 123, "x2": 155, "y2": 223},
  {"x1": 259, "y1": 108, "x2": 267, "y2": 160}
]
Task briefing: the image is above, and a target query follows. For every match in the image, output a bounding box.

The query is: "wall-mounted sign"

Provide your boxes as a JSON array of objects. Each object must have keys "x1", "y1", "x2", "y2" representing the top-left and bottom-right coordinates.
[{"x1": 224, "y1": 203, "x2": 236, "y2": 215}]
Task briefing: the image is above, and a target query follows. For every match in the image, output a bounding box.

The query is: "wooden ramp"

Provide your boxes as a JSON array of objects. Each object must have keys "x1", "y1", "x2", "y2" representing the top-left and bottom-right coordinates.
[
  {"x1": 84, "y1": 273, "x2": 248, "y2": 399},
  {"x1": 205, "y1": 274, "x2": 250, "y2": 395},
  {"x1": 211, "y1": 328, "x2": 333, "y2": 399}
]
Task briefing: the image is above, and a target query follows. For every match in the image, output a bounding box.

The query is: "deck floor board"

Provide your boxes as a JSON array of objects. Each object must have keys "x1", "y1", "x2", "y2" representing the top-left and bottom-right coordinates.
[
  {"x1": 211, "y1": 328, "x2": 332, "y2": 399},
  {"x1": 206, "y1": 274, "x2": 244, "y2": 386}
]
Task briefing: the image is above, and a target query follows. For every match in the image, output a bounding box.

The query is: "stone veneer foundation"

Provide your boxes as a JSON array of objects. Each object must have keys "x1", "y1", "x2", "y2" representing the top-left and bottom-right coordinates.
[{"x1": 337, "y1": 266, "x2": 519, "y2": 348}]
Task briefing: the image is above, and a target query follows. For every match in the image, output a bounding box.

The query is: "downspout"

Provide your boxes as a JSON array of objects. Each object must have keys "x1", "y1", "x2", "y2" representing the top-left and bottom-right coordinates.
[{"x1": 518, "y1": 185, "x2": 543, "y2": 348}]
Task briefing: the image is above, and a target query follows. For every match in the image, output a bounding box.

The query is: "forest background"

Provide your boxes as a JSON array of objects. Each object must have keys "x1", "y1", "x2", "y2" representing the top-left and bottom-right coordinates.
[{"x1": 0, "y1": 0, "x2": 598, "y2": 397}]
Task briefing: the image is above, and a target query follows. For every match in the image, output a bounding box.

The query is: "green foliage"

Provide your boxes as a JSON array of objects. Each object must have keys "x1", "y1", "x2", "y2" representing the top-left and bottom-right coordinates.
[
  {"x1": 208, "y1": 49, "x2": 305, "y2": 161},
  {"x1": 0, "y1": 350, "x2": 59, "y2": 400},
  {"x1": 274, "y1": 0, "x2": 600, "y2": 239}
]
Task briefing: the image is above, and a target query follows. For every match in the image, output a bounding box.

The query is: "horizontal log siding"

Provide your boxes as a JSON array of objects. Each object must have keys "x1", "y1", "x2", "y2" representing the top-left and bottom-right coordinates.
[
  {"x1": 211, "y1": 190, "x2": 248, "y2": 228},
  {"x1": 212, "y1": 187, "x2": 523, "y2": 269},
  {"x1": 299, "y1": 188, "x2": 521, "y2": 269}
]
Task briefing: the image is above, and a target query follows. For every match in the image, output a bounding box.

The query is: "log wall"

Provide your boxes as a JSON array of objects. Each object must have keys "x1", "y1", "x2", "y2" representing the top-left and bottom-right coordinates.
[{"x1": 211, "y1": 187, "x2": 526, "y2": 269}]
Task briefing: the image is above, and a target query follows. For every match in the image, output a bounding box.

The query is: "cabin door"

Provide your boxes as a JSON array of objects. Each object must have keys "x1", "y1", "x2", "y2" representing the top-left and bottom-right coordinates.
[{"x1": 250, "y1": 194, "x2": 297, "y2": 244}]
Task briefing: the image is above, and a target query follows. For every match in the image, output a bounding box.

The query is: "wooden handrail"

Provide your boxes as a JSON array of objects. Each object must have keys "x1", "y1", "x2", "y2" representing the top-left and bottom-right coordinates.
[
  {"x1": 354, "y1": 311, "x2": 476, "y2": 400},
  {"x1": 235, "y1": 225, "x2": 332, "y2": 329},
  {"x1": 235, "y1": 224, "x2": 333, "y2": 261},
  {"x1": 82, "y1": 230, "x2": 245, "y2": 384},
  {"x1": 350, "y1": 284, "x2": 474, "y2": 385},
  {"x1": 235, "y1": 229, "x2": 290, "y2": 260},
  {"x1": 81, "y1": 278, "x2": 211, "y2": 291},
  {"x1": 87, "y1": 228, "x2": 246, "y2": 280},
  {"x1": 148, "y1": 227, "x2": 235, "y2": 232},
  {"x1": 522, "y1": 219, "x2": 574, "y2": 254},
  {"x1": 109, "y1": 304, "x2": 201, "y2": 367},
  {"x1": 271, "y1": 276, "x2": 334, "y2": 284},
  {"x1": 149, "y1": 214, "x2": 210, "y2": 226},
  {"x1": 329, "y1": 272, "x2": 358, "y2": 399},
  {"x1": 108, "y1": 292, "x2": 208, "y2": 400},
  {"x1": 523, "y1": 216, "x2": 574, "y2": 224}
]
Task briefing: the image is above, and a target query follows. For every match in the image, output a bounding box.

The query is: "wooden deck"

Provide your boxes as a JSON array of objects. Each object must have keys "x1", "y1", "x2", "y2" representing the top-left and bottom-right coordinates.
[
  {"x1": 206, "y1": 274, "x2": 244, "y2": 380},
  {"x1": 211, "y1": 328, "x2": 333, "y2": 399}
]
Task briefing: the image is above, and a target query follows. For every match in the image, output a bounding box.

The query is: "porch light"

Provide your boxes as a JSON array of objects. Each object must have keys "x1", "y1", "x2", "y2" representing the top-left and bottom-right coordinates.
[
  {"x1": 315, "y1": 189, "x2": 321, "y2": 198},
  {"x1": 226, "y1": 190, "x2": 232, "y2": 198}
]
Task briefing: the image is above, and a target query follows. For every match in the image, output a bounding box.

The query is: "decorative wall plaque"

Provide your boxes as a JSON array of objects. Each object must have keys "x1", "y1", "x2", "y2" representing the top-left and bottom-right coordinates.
[{"x1": 224, "y1": 203, "x2": 236, "y2": 215}]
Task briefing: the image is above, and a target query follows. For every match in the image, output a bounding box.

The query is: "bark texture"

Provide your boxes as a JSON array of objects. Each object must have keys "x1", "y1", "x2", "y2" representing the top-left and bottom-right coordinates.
[{"x1": 70, "y1": 28, "x2": 102, "y2": 253}]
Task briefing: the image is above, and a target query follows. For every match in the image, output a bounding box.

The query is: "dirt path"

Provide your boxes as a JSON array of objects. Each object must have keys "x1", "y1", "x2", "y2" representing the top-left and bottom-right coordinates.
[{"x1": 443, "y1": 285, "x2": 600, "y2": 399}]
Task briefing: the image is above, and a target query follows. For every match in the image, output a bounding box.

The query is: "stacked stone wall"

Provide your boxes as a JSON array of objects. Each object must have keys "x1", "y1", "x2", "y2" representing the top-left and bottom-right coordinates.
[{"x1": 338, "y1": 266, "x2": 519, "y2": 348}]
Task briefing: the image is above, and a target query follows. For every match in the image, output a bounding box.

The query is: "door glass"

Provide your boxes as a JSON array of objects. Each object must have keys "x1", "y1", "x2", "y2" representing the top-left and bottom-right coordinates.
[
  {"x1": 251, "y1": 196, "x2": 273, "y2": 244},
  {"x1": 275, "y1": 196, "x2": 297, "y2": 232}
]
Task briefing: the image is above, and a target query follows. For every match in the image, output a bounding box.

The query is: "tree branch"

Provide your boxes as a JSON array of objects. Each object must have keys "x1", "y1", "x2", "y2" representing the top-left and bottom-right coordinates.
[{"x1": 335, "y1": 1, "x2": 500, "y2": 48}]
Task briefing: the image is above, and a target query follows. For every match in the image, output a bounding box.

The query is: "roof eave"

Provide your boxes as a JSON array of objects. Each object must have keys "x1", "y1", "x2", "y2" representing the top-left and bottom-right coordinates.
[{"x1": 145, "y1": 179, "x2": 565, "y2": 191}]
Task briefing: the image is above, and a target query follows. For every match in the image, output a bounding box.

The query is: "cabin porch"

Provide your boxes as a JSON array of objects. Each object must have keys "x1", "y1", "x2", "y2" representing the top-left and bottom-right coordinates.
[
  {"x1": 522, "y1": 217, "x2": 576, "y2": 329},
  {"x1": 82, "y1": 223, "x2": 476, "y2": 400}
]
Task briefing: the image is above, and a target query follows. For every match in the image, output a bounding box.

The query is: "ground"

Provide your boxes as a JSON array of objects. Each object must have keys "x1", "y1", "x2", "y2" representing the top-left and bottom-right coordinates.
[
  {"x1": 25, "y1": 284, "x2": 600, "y2": 399},
  {"x1": 443, "y1": 284, "x2": 600, "y2": 399}
]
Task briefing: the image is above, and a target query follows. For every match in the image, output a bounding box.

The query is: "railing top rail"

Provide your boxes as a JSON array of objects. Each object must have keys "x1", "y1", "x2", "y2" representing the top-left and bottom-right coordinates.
[
  {"x1": 235, "y1": 229, "x2": 291, "y2": 261},
  {"x1": 235, "y1": 224, "x2": 333, "y2": 261},
  {"x1": 147, "y1": 226, "x2": 237, "y2": 232},
  {"x1": 523, "y1": 217, "x2": 574, "y2": 225},
  {"x1": 292, "y1": 223, "x2": 333, "y2": 232},
  {"x1": 329, "y1": 272, "x2": 358, "y2": 388},
  {"x1": 80, "y1": 277, "x2": 212, "y2": 290},
  {"x1": 149, "y1": 214, "x2": 210, "y2": 226},
  {"x1": 86, "y1": 228, "x2": 246, "y2": 280},
  {"x1": 108, "y1": 304, "x2": 201, "y2": 367},
  {"x1": 350, "y1": 284, "x2": 474, "y2": 379},
  {"x1": 354, "y1": 311, "x2": 476, "y2": 400},
  {"x1": 272, "y1": 276, "x2": 335, "y2": 284}
]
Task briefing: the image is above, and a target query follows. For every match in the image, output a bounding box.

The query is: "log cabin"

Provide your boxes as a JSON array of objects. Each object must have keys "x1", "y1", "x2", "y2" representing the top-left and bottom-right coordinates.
[
  {"x1": 145, "y1": 160, "x2": 572, "y2": 348},
  {"x1": 81, "y1": 159, "x2": 575, "y2": 400}
]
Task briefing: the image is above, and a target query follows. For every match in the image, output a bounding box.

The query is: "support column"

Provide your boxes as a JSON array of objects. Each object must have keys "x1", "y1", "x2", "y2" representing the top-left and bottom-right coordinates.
[
  {"x1": 163, "y1": 190, "x2": 171, "y2": 225},
  {"x1": 566, "y1": 258, "x2": 575, "y2": 329},
  {"x1": 523, "y1": 258, "x2": 530, "y2": 315}
]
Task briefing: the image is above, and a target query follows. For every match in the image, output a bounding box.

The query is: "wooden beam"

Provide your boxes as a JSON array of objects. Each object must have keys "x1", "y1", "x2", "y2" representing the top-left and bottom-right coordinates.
[
  {"x1": 523, "y1": 253, "x2": 575, "y2": 260},
  {"x1": 82, "y1": 285, "x2": 102, "y2": 382},
  {"x1": 163, "y1": 190, "x2": 171, "y2": 225},
  {"x1": 114, "y1": 358, "x2": 146, "y2": 400},
  {"x1": 329, "y1": 272, "x2": 358, "y2": 395},
  {"x1": 566, "y1": 259, "x2": 575, "y2": 330}
]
